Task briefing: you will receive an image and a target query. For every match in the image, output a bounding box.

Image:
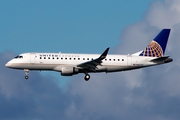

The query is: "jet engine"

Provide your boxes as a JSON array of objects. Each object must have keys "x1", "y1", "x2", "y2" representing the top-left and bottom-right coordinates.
[{"x1": 61, "y1": 66, "x2": 79, "y2": 76}]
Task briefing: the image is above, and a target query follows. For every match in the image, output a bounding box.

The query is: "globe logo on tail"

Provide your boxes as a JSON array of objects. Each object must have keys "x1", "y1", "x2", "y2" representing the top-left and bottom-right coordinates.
[{"x1": 139, "y1": 41, "x2": 163, "y2": 57}]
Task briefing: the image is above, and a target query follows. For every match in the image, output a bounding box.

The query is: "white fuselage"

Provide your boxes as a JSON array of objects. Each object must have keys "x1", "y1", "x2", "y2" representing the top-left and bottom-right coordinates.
[
  {"x1": 5, "y1": 52, "x2": 162, "y2": 73},
  {"x1": 5, "y1": 29, "x2": 172, "y2": 80}
]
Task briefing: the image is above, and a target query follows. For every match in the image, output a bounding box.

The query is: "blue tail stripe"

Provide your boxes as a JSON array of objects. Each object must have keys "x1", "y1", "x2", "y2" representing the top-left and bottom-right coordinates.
[{"x1": 153, "y1": 29, "x2": 171, "y2": 54}]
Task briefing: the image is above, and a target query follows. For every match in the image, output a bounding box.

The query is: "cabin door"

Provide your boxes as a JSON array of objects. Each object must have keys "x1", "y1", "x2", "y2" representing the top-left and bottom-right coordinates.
[
  {"x1": 30, "y1": 53, "x2": 36, "y2": 64},
  {"x1": 127, "y1": 55, "x2": 132, "y2": 66}
]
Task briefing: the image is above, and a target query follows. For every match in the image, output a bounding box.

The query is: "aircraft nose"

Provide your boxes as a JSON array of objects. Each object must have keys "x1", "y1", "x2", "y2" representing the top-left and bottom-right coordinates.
[{"x1": 5, "y1": 62, "x2": 11, "y2": 67}]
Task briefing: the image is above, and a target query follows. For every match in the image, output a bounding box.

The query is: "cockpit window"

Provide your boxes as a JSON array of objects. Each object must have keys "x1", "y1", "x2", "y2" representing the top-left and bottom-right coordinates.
[{"x1": 14, "y1": 56, "x2": 23, "y2": 59}]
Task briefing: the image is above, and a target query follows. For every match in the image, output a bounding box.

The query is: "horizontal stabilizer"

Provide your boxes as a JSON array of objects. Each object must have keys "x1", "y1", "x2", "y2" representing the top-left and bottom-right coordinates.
[{"x1": 150, "y1": 56, "x2": 170, "y2": 62}]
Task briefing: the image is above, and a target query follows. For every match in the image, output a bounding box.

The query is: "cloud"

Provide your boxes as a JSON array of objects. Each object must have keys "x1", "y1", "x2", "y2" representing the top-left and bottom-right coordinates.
[
  {"x1": 0, "y1": 51, "x2": 73, "y2": 120},
  {"x1": 145, "y1": 0, "x2": 180, "y2": 29},
  {"x1": 66, "y1": 0, "x2": 180, "y2": 120}
]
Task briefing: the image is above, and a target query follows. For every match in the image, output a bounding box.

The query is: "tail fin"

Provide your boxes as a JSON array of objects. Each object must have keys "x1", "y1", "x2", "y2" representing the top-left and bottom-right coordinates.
[{"x1": 139, "y1": 29, "x2": 171, "y2": 57}]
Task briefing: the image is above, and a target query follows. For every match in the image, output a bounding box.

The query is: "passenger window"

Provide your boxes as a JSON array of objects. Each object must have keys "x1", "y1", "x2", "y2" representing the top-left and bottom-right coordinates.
[
  {"x1": 78, "y1": 58, "x2": 80, "y2": 60},
  {"x1": 61, "y1": 58, "x2": 63, "y2": 60},
  {"x1": 122, "y1": 59, "x2": 124, "y2": 61},
  {"x1": 114, "y1": 59, "x2": 115, "y2": 61},
  {"x1": 109, "y1": 59, "x2": 111, "y2": 61}
]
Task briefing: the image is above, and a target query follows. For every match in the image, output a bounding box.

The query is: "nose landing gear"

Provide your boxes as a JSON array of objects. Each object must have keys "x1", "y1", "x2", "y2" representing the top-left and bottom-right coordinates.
[{"x1": 24, "y1": 69, "x2": 29, "y2": 80}]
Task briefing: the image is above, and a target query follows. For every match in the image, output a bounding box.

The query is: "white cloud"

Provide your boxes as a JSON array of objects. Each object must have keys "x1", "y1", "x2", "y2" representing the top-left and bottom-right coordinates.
[
  {"x1": 0, "y1": 51, "x2": 73, "y2": 120},
  {"x1": 67, "y1": 0, "x2": 180, "y2": 120},
  {"x1": 145, "y1": 0, "x2": 180, "y2": 29}
]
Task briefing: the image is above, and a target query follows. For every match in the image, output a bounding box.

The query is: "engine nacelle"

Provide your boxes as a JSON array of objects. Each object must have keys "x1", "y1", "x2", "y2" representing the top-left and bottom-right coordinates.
[{"x1": 61, "y1": 66, "x2": 79, "y2": 76}]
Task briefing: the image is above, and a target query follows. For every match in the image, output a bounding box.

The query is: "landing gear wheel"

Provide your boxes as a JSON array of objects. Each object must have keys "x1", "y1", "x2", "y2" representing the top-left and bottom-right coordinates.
[
  {"x1": 25, "y1": 76, "x2": 29, "y2": 80},
  {"x1": 84, "y1": 74, "x2": 90, "y2": 81},
  {"x1": 24, "y1": 69, "x2": 29, "y2": 80}
]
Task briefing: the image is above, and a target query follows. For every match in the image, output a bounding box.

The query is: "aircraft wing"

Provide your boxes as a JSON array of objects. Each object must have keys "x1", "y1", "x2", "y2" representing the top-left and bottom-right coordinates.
[{"x1": 77, "y1": 48, "x2": 110, "y2": 70}]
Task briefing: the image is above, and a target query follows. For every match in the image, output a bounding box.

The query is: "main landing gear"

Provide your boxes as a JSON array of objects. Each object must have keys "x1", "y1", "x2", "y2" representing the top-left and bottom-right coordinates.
[
  {"x1": 24, "y1": 69, "x2": 29, "y2": 80},
  {"x1": 84, "y1": 74, "x2": 90, "y2": 81}
]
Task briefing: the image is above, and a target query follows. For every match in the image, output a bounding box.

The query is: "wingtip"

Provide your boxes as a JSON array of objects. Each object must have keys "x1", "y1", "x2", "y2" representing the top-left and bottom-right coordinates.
[{"x1": 105, "y1": 47, "x2": 110, "y2": 54}]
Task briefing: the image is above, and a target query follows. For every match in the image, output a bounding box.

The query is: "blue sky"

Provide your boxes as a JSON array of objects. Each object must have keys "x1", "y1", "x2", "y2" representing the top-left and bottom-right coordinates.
[
  {"x1": 1, "y1": 0, "x2": 153, "y2": 54},
  {"x1": 2, "y1": 0, "x2": 180, "y2": 120}
]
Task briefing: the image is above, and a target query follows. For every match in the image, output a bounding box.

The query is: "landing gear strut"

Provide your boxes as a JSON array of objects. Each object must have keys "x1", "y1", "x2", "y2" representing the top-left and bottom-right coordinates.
[
  {"x1": 24, "y1": 69, "x2": 29, "y2": 80},
  {"x1": 84, "y1": 74, "x2": 90, "y2": 81}
]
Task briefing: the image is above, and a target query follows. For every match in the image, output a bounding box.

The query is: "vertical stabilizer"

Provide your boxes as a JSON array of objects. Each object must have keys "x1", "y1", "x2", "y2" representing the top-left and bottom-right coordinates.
[{"x1": 139, "y1": 29, "x2": 171, "y2": 57}]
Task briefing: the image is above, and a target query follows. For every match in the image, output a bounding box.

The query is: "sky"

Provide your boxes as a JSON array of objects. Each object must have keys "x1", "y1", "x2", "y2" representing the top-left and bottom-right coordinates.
[
  {"x1": 1, "y1": 0, "x2": 180, "y2": 120},
  {"x1": 1, "y1": 0, "x2": 153, "y2": 54}
]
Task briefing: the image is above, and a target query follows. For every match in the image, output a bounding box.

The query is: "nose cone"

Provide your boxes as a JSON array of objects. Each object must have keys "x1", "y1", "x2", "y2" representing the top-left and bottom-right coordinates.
[{"x1": 5, "y1": 62, "x2": 11, "y2": 67}]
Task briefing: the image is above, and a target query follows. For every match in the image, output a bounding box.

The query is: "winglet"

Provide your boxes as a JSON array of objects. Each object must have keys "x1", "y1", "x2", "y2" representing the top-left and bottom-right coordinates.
[
  {"x1": 77, "y1": 47, "x2": 110, "y2": 69},
  {"x1": 99, "y1": 47, "x2": 110, "y2": 60}
]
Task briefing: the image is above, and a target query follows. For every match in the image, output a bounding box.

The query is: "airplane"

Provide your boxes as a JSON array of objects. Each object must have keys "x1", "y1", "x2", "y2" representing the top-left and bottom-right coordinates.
[{"x1": 5, "y1": 29, "x2": 173, "y2": 81}]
